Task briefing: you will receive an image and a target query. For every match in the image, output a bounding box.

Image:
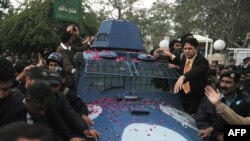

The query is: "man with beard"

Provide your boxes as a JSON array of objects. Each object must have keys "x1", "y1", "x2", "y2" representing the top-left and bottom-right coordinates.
[{"x1": 195, "y1": 71, "x2": 250, "y2": 141}]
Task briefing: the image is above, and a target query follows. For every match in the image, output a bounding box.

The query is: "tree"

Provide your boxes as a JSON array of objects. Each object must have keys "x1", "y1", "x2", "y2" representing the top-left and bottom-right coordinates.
[
  {"x1": 130, "y1": 0, "x2": 174, "y2": 49},
  {"x1": 0, "y1": 0, "x2": 13, "y2": 20},
  {"x1": 94, "y1": 0, "x2": 139, "y2": 19},
  {"x1": 174, "y1": 0, "x2": 250, "y2": 48},
  {"x1": 0, "y1": 0, "x2": 100, "y2": 54},
  {"x1": 147, "y1": 1, "x2": 173, "y2": 36},
  {"x1": 0, "y1": 0, "x2": 60, "y2": 54}
]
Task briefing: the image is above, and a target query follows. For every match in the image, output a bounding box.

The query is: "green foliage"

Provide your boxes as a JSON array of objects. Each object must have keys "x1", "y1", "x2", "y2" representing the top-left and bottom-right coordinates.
[
  {"x1": 130, "y1": 1, "x2": 174, "y2": 49},
  {"x1": 174, "y1": 0, "x2": 250, "y2": 48},
  {"x1": 0, "y1": 0, "x2": 100, "y2": 53},
  {"x1": 2, "y1": 0, "x2": 249, "y2": 53},
  {"x1": 0, "y1": 0, "x2": 59, "y2": 53},
  {"x1": 95, "y1": 0, "x2": 139, "y2": 19},
  {"x1": 147, "y1": 1, "x2": 173, "y2": 37},
  {"x1": 0, "y1": 0, "x2": 13, "y2": 20}
]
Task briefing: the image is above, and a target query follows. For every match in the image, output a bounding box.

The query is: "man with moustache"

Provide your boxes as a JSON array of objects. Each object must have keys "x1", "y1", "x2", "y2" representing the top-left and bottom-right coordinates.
[
  {"x1": 195, "y1": 71, "x2": 250, "y2": 141},
  {"x1": 174, "y1": 38, "x2": 209, "y2": 115}
]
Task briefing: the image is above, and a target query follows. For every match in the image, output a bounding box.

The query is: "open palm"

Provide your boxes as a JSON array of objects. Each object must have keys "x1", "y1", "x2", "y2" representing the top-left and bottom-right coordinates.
[{"x1": 204, "y1": 86, "x2": 221, "y2": 106}]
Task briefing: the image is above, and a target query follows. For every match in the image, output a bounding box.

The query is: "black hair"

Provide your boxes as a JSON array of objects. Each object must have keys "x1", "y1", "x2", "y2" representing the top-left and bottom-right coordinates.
[
  {"x1": 180, "y1": 33, "x2": 193, "y2": 43},
  {"x1": 0, "y1": 122, "x2": 55, "y2": 141},
  {"x1": 182, "y1": 38, "x2": 199, "y2": 48},
  {"x1": 208, "y1": 69, "x2": 217, "y2": 76},
  {"x1": 13, "y1": 62, "x2": 28, "y2": 74},
  {"x1": 27, "y1": 67, "x2": 47, "y2": 81},
  {"x1": 0, "y1": 58, "x2": 15, "y2": 82},
  {"x1": 169, "y1": 39, "x2": 181, "y2": 52},
  {"x1": 27, "y1": 82, "x2": 55, "y2": 110},
  {"x1": 243, "y1": 57, "x2": 250, "y2": 62},
  {"x1": 61, "y1": 31, "x2": 72, "y2": 43}
]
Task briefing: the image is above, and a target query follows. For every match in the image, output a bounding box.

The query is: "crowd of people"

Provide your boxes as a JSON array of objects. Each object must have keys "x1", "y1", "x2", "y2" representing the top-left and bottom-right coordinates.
[
  {"x1": 0, "y1": 27, "x2": 250, "y2": 141},
  {"x1": 153, "y1": 33, "x2": 250, "y2": 141},
  {"x1": 0, "y1": 25, "x2": 98, "y2": 141}
]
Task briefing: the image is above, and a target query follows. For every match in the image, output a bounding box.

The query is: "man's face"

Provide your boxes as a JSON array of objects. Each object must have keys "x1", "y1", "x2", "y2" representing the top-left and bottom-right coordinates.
[
  {"x1": 25, "y1": 77, "x2": 37, "y2": 88},
  {"x1": 240, "y1": 74, "x2": 246, "y2": 84},
  {"x1": 68, "y1": 36, "x2": 74, "y2": 46},
  {"x1": 245, "y1": 73, "x2": 250, "y2": 81},
  {"x1": 25, "y1": 99, "x2": 46, "y2": 116},
  {"x1": 50, "y1": 84, "x2": 60, "y2": 93},
  {"x1": 183, "y1": 43, "x2": 197, "y2": 59},
  {"x1": 48, "y1": 62, "x2": 59, "y2": 71},
  {"x1": 0, "y1": 80, "x2": 12, "y2": 99},
  {"x1": 220, "y1": 77, "x2": 237, "y2": 95},
  {"x1": 67, "y1": 26, "x2": 75, "y2": 34},
  {"x1": 173, "y1": 43, "x2": 181, "y2": 50}
]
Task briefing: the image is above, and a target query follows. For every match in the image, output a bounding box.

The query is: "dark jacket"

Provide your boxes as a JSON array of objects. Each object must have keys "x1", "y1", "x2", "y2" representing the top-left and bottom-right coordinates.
[
  {"x1": 57, "y1": 45, "x2": 77, "y2": 91},
  {"x1": 56, "y1": 45, "x2": 75, "y2": 74},
  {"x1": 179, "y1": 52, "x2": 209, "y2": 102},
  {"x1": 62, "y1": 87, "x2": 89, "y2": 116},
  {"x1": 53, "y1": 92, "x2": 89, "y2": 133},
  {"x1": 0, "y1": 93, "x2": 26, "y2": 127},
  {"x1": 11, "y1": 83, "x2": 27, "y2": 102},
  {"x1": 11, "y1": 85, "x2": 76, "y2": 141},
  {"x1": 171, "y1": 48, "x2": 182, "y2": 65},
  {"x1": 196, "y1": 90, "x2": 250, "y2": 138}
]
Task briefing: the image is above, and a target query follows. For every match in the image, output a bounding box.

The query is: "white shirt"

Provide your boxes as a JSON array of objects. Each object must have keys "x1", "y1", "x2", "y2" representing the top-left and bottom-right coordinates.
[
  {"x1": 26, "y1": 112, "x2": 34, "y2": 124},
  {"x1": 60, "y1": 42, "x2": 71, "y2": 51},
  {"x1": 23, "y1": 99, "x2": 34, "y2": 124}
]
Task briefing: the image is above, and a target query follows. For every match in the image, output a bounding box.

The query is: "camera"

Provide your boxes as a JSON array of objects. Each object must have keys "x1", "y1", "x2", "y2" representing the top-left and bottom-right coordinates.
[{"x1": 156, "y1": 50, "x2": 164, "y2": 56}]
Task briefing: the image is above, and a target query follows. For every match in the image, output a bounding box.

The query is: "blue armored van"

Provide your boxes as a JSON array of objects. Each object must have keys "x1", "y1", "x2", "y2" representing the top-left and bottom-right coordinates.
[{"x1": 77, "y1": 20, "x2": 201, "y2": 141}]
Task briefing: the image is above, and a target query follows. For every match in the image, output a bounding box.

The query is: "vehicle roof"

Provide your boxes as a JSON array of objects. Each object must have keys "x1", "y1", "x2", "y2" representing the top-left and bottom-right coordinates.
[{"x1": 92, "y1": 20, "x2": 145, "y2": 51}]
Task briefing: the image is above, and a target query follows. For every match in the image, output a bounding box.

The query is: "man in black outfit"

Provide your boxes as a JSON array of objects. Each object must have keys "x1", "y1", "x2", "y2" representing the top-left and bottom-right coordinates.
[
  {"x1": 46, "y1": 52, "x2": 94, "y2": 126},
  {"x1": 174, "y1": 38, "x2": 209, "y2": 116},
  {"x1": 195, "y1": 71, "x2": 250, "y2": 141},
  {"x1": 46, "y1": 70, "x2": 100, "y2": 140},
  {"x1": 0, "y1": 58, "x2": 26, "y2": 127}
]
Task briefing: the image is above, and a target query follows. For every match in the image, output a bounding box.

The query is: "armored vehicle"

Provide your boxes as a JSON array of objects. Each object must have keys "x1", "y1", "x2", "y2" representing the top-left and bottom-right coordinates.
[{"x1": 77, "y1": 20, "x2": 201, "y2": 141}]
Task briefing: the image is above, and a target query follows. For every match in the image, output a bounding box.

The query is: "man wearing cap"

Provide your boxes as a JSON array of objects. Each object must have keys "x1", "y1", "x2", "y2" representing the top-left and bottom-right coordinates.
[
  {"x1": 47, "y1": 52, "x2": 63, "y2": 71},
  {"x1": 204, "y1": 84, "x2": 250, "y2": 125},
  {"x1": 195, "y1": 71, "x2": 250, "y2": 141},
  {"x1": 46, "y1": 70, "x2": 100, "y2": 140},
  {"x1": 12, "y1": 66, "x2": 48, "y2": 101},
  {"x1": 23, "y1": 81, "x2": 88, "y2": 141},
  {"x1": 46, "y1": 54, "x2": 94, "y2": 126}
]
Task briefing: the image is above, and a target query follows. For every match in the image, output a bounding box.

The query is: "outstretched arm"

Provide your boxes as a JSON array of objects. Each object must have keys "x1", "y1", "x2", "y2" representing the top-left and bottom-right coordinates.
[{"x1": 205, "y1": 86, "x2": 250, "y2": 125}]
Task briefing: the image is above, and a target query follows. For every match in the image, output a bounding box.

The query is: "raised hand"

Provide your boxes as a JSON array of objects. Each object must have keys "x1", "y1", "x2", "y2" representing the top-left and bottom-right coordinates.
[{"x1": 204, "y1": 86, "x2": 221, "y2": 106}]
